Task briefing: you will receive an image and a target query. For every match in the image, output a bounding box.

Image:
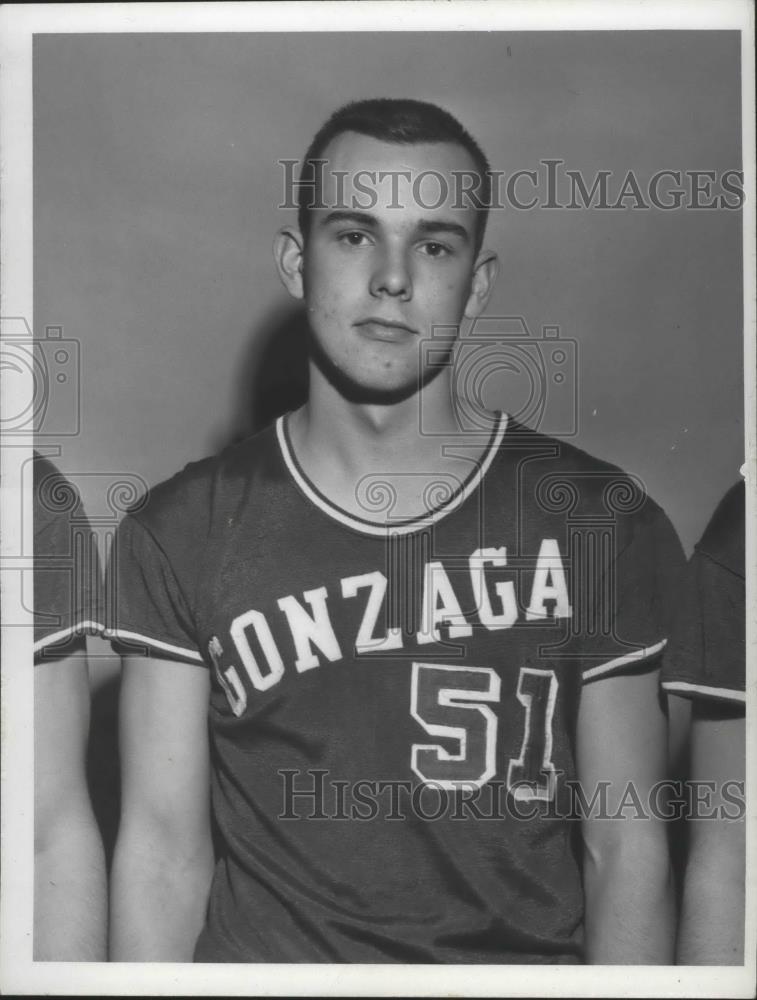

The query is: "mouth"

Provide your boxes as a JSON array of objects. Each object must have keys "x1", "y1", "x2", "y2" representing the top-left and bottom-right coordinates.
[{"x1": 354, "y1": 317, "x2": 418, "y2": 342}]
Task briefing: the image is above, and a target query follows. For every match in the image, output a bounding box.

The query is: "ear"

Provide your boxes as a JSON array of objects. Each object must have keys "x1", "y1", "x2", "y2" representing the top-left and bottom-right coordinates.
[
  {"x1": 273, "y1": 226, "x2": 305, "y2": 300},
  {"x1": 463, "y1": 249, "x2": 499, "y2": 319}
]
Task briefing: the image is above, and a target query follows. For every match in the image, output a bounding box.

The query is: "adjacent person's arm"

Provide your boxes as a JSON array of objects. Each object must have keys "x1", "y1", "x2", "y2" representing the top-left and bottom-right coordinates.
[
  {"x1": 660, "y1": 482, "x2": 746, "y2": 963},
  {"x1": 33, "y1": 455, "x2": 108, "y2": 959},
  {"x1": 577, "y1": 665, "x2": 674, "y2": 964},
  {"x1": 110, "y1": 655, "x2": 214, "y2": 961},
  {"x1": 676, "y1": 700, "x2": 745, "y2": 964},
  {"x1": 34, "y1": 647, "x2": 107, "y2": 960}
]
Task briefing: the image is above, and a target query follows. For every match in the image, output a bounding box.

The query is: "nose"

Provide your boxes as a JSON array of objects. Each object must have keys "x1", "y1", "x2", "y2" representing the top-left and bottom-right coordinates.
[{"x1": 369, "y1": 246, "x2": 412, "y2": 300}]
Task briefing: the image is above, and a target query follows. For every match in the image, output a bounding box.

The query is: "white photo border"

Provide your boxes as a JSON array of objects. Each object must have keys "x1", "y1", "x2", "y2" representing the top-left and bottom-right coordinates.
[{"x1": 1, "y1": 1, "x2": 755, "y2": 996}]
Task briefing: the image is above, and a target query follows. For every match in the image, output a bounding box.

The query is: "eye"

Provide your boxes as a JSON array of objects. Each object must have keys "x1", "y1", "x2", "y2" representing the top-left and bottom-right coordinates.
[
  {"x1": 418, "y1": 241, "x2": 451, "y2": 258},
  {"x1": 339, "y1": 231, "x2": 372, "y2": 247}
]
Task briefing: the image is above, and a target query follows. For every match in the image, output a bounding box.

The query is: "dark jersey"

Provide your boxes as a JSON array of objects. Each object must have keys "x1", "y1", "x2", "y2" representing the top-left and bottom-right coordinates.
[
  {"x1": 108, "y1": 414, "x2": 685, "y2": 963},
  {"x1": 662, "y1": 480, "x2": 745, "y2": 705},
  {"x1": 33, "y1": 454, "x2": 103, "y2": 660}
]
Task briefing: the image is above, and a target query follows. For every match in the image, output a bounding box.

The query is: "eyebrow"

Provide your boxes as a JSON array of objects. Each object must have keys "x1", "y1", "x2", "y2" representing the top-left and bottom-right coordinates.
[
  {"x1": 320, "y1": 211, "x2": 471, "y2": 243},
  {"x1": 320, "y1": 210, "x2": 379, "y2": 229},
  {"x1": 415, "y1": 219, "x2": 470, "y2": 243}
]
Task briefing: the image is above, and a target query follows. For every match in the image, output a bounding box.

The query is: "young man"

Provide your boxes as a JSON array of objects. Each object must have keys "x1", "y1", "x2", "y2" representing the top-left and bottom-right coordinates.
[
  {"x1": 662, "y1": 480, "x2": 746, "y2": 964},
  {"x1": 33, "y1": 454, "x2": 107, "y2": 960},
  {"x1": 109, "y1": 99, "x2": 684, "y2": 963}
]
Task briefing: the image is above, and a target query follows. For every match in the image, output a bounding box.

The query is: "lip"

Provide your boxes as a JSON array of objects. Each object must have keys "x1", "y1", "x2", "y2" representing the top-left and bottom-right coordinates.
[{"x1": 354, "y1": 317, "x2": 418, "y2": 341}]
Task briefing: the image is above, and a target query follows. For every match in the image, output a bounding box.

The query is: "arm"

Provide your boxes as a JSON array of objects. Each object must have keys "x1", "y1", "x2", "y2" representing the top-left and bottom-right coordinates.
[
  {"x1": 677, "y1": 699, "x2": 745, "y2": 964},
  {"x1": 577, "y1": 665, "x2": 674, "y2": 964},
  {"x1": 34, "y1": 647, "x2": 107, "y2": 960},
  {"x1": 110, "y1": 655, "x2": 214, "y2": 961}
]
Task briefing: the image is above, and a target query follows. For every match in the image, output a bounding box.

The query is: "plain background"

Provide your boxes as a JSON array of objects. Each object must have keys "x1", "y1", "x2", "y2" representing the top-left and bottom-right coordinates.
[{"x1": 32, "y1": 31, "x2": 744, "y2": 857}]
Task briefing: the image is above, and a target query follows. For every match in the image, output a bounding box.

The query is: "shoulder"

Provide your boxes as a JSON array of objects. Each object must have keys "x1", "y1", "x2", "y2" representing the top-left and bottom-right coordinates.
[
  {"x1": 33, "y1": 454, "x2": 100, "y2": 652},
  {"x1": 122, "y1": 422, "x2": 282, "y2": 541},
  {"x1": 493, "y1": 419, "x2": 683, "y2": 580},
  {"x1": 33, "y1": 452, "x2": 86, "y2": 542},
  {"x1": 498, "y1": 417, "x2": 633, "y2": 479},
  {"x1": 498, "y1": 417, "x2": 666, "y2": 526},
  {"x1": 695, "y1": 480, "x2": 744, "y2": 578},
  {"x1": 33, "y1": 452, "x2": 68, "y2": 485},
  {"x1": 33, "y1": 452, "x2": 81, "y2": 505}
]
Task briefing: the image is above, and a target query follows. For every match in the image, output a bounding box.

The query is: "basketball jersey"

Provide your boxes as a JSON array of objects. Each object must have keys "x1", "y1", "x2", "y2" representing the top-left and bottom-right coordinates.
[
  {"x1": 33, "y1": 453, "x2": 103, "y2": 659},
  {"x1": 662, "y1": 480, "x2": 745, "y2": 704},
  {"x1": 108, "y1": 414, "x2": 685, "y2": 963}
]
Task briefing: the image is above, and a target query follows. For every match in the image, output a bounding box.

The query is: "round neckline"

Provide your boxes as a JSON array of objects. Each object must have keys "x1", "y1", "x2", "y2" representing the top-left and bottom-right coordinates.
[{"x1": 275, "y1": 411, "x2": 509, "y2": 537}]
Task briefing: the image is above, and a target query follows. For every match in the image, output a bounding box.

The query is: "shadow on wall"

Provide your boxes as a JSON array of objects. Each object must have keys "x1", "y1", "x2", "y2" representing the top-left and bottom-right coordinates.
[
  {"x1": 218, "y1": 302, "x2": 311, "y2": 448},
  {"x1": 88, "y1": 305, "x2": 310, "y2": 867}
]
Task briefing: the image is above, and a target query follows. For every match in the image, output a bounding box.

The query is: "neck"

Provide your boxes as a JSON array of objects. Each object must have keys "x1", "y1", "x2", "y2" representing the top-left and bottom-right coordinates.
[
  {"x1": 290, "y1": 367, "x2": 461, "y2": 476},
  {"x1": 284, "y1": 365, "x2": 502, "y2": 524}
]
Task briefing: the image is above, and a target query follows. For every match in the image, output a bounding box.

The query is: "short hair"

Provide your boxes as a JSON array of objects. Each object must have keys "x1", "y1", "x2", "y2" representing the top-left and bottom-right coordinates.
[{"x1": 297, "y1": 98, "x2": 491, "y2": 253}]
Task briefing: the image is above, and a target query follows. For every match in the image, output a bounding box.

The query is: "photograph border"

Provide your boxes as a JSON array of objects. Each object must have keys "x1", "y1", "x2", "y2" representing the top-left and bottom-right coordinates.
[{"x1": 1, "y1": 2, "x2": 755, "y2": 996}]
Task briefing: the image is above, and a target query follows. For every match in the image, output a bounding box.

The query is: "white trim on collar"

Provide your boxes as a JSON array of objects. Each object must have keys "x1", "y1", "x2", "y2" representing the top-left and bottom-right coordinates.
[{"x1": 276, "y1": 412, "x2": 509, "y2": 537}]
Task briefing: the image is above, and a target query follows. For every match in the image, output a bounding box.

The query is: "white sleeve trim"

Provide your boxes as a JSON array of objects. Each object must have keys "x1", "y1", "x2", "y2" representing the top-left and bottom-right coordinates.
[
  {"x1": 33, "y1": 621, "x2": 106, "y2": 654},
  {"x1": 582, "y1": 639, "x2": 667, "y2": 681},
  {"x1": 662, "y1": 679, "x2": 746, "y2": 703},
  {"x1": 105, "y1": 628, "x2": 204, "y2": 663}
]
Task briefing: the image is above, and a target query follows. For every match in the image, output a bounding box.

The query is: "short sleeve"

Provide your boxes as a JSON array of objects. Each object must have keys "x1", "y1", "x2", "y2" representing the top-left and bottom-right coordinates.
[
  {"x1": 106, "y1": 512, "x2": 203, "y2": 664},
  {"x1": 34, "y1": 455, "x2": 103, "y2": 659},
  {"x1": 580, "y1": 503, "x2": 687, "y2": 683},
  {"x1": 662, "y1": 483, "x2": 745, "y2": 704}
]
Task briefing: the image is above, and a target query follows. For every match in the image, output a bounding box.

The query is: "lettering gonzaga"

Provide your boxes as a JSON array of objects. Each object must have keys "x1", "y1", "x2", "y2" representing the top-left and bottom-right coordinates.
[{"x1": 209, "y1": 539, "x2": 571, "y2": 712}]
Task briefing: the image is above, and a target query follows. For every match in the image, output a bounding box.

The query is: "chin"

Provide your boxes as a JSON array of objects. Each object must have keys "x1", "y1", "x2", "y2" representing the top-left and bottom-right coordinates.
[
  {"x1": 334, "y1": 369, "x2": 421, "y2": 405},
  {"x1": 309, "y1": 335, "x2": 421, "y2": 404}
]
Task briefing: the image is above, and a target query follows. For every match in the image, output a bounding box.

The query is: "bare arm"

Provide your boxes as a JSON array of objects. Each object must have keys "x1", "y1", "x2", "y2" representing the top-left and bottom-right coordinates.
[
  {"x1": 577, "y1": 665, "x2": 674, "y2": 964},
  {"x1": 110, "y1": 655, "x2": 214, "y2": 961},
  {"x1": 677, "y1": 699, "x2": 745, "y2": 964},
  {"x1": 34, "y1": 649, "x2": 107, "y2": 960}
]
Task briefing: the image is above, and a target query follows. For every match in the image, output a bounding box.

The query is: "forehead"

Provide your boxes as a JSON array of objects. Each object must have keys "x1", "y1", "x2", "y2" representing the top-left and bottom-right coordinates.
[{"x1": 315, "y1": 131, "x2": 480, "y2": 228}]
